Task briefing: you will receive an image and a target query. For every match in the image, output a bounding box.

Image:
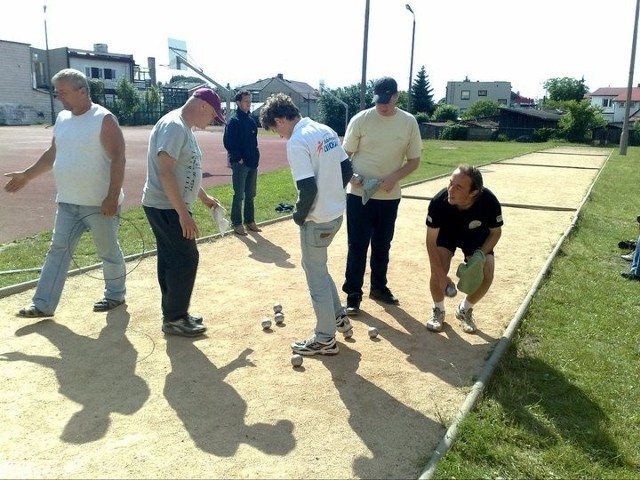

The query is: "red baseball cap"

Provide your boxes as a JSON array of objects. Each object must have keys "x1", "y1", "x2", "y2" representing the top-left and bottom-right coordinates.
[{"x1": 192, "y1": 88, "x2": 226, "y2": 124}]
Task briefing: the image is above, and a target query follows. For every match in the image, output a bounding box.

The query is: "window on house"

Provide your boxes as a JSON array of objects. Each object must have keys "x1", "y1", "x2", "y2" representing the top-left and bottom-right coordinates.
[
  {"x1": 461, "y1": 90, "x2": 470, "y2": 100},
  {"x1": 602, "y1": 98, "x2": 613, "y2": 107},
  {"x1": 478, "y1": 90, "x2": 487, "y2": 97},
  {"x1": 104, "y1": 68, "x2": 116, "y2": 80},
  {"x1": 85, "y1": 67, "x2": 103, "y2": 79}
]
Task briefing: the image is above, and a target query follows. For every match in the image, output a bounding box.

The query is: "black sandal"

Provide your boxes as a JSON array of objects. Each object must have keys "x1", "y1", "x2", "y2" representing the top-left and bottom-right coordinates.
[
  {"x1": 93, "y1": 298, "x2": 125, "y2": 312},
  {"x1": 17, "y1": 305, "x2": 50, "y2": 318}
]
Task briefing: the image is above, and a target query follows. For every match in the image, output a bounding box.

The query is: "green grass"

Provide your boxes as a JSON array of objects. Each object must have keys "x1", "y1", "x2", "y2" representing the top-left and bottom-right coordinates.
[
  {"x1": 2, "y1": 137, "x2": 637, "y2": 477},
  {"x1": 427, "y1": 146, "x2": 640, "y2": 478}
]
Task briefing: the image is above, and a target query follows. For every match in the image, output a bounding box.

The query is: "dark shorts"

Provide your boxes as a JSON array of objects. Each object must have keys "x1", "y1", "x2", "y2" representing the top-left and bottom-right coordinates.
[{"x1": 436, "y1": 228, "x2": 493, "y2": 258}]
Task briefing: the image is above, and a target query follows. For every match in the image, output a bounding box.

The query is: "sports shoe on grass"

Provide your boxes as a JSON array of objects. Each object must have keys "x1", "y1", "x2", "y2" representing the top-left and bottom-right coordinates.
[
  {"x1": 162, "y1": 315, "x2": 207, "y2": 337},
  {"x1": 426, "y1": 307, "x2": 445, "y2": 332},
  {"x1": 455, "y1": 305, "x2": 477, "y2": 333},
  {"x1": 336, "y1": 314, "x2": 353, "y2": 333},
  {"x1": 291, "y1": 335, "x2": 339, "y2": 356},
  {"x1": 621, "y1": 271, "x2": 640, "y2": 281}
]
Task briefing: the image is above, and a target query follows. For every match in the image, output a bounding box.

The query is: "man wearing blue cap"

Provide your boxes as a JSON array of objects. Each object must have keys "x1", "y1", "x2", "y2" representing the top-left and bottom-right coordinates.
[{"x1": 341, "y1": 76, "x2": 422, "y2": 315}]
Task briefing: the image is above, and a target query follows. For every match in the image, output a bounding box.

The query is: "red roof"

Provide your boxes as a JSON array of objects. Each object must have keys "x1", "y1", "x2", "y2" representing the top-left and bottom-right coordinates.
[{"x1": 587, "y1": 87, "x2": 640, "y2": 102}]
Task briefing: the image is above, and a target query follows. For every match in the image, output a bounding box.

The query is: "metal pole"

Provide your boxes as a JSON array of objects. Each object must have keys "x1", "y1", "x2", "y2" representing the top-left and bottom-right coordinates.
[
  {"x1": 359, "y1": 0, "x2": 370, "y2": 112},
  {"x1": 406, "y1": 4, "x2": 415, "y2": 113},
  {"x1": 620, "y1": 0, "x2": 640, "y2": 155},
  {"x1": 43, "y1": 4, "x2": 55, "y2": 125}
]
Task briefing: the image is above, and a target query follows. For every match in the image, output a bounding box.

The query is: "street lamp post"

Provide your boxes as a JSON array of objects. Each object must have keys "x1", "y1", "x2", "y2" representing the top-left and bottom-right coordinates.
[
  {"x1": 43, "y1": 4, "x2": 55, "y2": 125},
  {"x1": 406, "y1": 4, "x2": 415, "y2": 113}
]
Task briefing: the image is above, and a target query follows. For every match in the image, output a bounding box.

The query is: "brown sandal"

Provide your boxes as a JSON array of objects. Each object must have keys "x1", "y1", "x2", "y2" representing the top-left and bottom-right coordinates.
[{"x1": 93, "y1": 298, "x2": 125, "y2": 312}]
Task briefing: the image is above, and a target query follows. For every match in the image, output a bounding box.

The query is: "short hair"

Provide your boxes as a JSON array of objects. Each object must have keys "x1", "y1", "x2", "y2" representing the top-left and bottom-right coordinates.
[
  {"x1": 234, "y1": 90, "x2": 251, "y2": 102},
  {"x1": 259, "y1": 93, "x2": 300, "y2": 130},
  {"x1": 456, "y1": 164, "x2": 483, "y2": 192},
  {"x1": 51, "y1": 68, "x2": 90, "y2": 93}
]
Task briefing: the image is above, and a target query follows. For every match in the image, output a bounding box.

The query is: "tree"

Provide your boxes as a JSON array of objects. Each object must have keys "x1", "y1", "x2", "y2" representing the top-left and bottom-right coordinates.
[
  {"x1": 557, "y1": 99, "x2": 607, "y2": 143},
  {"x1": 318, "y1": 83, "x2": 373, "y2": 136},
  {"x1": 543, "y1": 77, "x2": 589, "y2": 102},
  {"x1": 461, "y1": 100, "x2": 500, "y2": 120},
  {"x1": 115, "y1": 77, "x2": 141, "y2": 125},
  {"x1": 410, "y1": 66, "x2": 435, "y2": 116},
  {"x1": 88, "y1": 80, "x2": 105, "y2": 105},
  {"x1": 431, "y1": 104, "x2": 459, "y2": 122}
]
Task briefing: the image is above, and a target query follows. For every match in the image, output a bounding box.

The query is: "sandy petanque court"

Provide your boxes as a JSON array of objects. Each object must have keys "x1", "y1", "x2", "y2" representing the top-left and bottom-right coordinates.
[{"x1": 0, "y1": 146, "x2": 609, "y2": 479}]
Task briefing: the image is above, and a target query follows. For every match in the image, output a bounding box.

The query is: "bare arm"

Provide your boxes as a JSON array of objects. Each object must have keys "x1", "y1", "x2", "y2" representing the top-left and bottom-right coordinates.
[
  {"x1": 478, "y1": 227, "x2": 502, "y2": 257},
  {"x1": 3, "y1": 138, "x2": 56, "y2": 193},
  {"x1": 100, "y1": 114, "x2": 126, "y2": 216}
]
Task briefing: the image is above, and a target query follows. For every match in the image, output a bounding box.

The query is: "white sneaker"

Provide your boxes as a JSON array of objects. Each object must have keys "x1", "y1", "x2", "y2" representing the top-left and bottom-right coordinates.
[
  {"x1": 426, "y1": 307, "x2": 445, "y2": 332},
  {"x1": 455, "y1": 305, "x2": 477, "y2": 333}
]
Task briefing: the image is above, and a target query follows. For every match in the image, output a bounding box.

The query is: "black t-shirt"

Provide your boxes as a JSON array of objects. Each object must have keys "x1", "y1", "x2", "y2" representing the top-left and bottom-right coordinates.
[{"x1": 426, "y1": 187, "x2": 503, "y2": 240}]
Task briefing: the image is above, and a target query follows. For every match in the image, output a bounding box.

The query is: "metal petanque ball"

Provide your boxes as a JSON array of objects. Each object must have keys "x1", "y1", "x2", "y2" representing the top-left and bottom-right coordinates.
[
  {"x1": 273, "y1": 303, "x2": 283, "y2": 314},
  {"x1": 291, "y1": 354, "x2": 303, "y2": 367},
  {"x1": 261, "y1": 318, "x2": 272, "y2": 330},
  {"x1": 274, "y1": 312, "x2": 285, "y2": 324},
  {"x1": 368, "y1": 327, "x2": 378, "y2": 339},
  {"x1": 344, "y1": 329, "x2": 354, "y2": 339}
]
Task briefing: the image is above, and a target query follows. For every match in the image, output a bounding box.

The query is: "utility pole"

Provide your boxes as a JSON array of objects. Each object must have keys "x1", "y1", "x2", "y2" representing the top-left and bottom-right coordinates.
[
  {"x1": 359, "y1": 0, "x2": 370, "y2": 111},
  {"x1": 620, "y1": 0, "x2": 640, "y2": 155}
]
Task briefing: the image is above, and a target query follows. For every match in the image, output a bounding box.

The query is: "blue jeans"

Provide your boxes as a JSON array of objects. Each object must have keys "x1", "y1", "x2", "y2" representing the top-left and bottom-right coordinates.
[
  {"x1": 299, "y1": 217, "x2": 344, "y2": 341},
  {"x1": 33, "y1": 203, "x2": 126, "y2": 314},
  {"x1": 143, "y1": 206, "x2": 199, "y2": 321},
  {"x1": 342, "y1": 194, "x2": 400, "y2": 296},
  {"x1": 631, "y1": 233, "x2": 640, "y2": 275},
  {"x1": 230, "y1": 162, "x2": 258, "y2": 226}
]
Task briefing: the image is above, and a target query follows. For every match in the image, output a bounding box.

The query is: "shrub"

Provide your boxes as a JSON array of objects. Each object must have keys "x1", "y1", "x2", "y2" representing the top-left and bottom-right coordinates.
[{"x1": 440, "y1": 124, "x2": 468, "y2": 140}]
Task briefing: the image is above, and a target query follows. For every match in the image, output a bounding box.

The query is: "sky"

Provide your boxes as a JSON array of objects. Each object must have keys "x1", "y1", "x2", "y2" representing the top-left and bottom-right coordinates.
[{"x1": 2, "y1": 0, "x2": 639, "y2": 102}]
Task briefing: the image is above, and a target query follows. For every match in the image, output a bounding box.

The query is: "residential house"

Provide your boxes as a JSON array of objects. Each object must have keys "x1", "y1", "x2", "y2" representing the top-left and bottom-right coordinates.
[
  {"x1": 586, "y1": 86, "x2": 640, "y2": 145},
  {"x1": 238, "y1": 74, "x2": 319, "y2": 122},
  {"x1": 1, "y1": 39, "x2": 146, "y2": 126},
  {"x1": 445, "y1": 79, "x2": 511, "y2": 115},
  {"x1": 585, "y1": 86, "x2": 640, "y2": 123}
]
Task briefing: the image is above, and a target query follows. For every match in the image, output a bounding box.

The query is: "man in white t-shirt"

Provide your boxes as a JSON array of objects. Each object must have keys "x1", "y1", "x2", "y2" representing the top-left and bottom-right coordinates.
[
  {"x1": 260, "y1": 93, "x2": 353, "y2": 356},
  {"x1": 4, "y1": 68, "x2": 127, "y2": 318}
]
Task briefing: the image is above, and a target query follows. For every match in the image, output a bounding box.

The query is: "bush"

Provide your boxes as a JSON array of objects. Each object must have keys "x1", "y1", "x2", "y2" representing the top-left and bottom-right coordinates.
[
  {"x1": 440, "y1": 124, "x2": 468, "y2": 140},
  {"x1": 532, "y1": 128, "x2": 557, "y2": 142},
  {"x1": 414, "y1": 112, "x2": 430, "y2": 124},
  {"x1": 494, "y1": 133, "x2": 510, "y2": 142}
]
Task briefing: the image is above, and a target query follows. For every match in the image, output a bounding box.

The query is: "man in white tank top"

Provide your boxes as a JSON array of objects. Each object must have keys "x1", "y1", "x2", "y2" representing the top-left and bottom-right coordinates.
[{"x1": 4, "y1": 68, "x2": 127, "y2": 318}]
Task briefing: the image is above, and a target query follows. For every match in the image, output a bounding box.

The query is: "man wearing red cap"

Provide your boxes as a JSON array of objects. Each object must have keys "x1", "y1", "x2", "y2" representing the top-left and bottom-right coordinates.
[{"x1": 142, "y1": 87, "x2": 225, "y2": 337}]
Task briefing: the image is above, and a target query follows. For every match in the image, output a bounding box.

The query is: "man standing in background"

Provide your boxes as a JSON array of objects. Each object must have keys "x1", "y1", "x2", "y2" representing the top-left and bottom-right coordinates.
[{"x1": 223, "y1": 90, "x2": 261, "y2": 236}]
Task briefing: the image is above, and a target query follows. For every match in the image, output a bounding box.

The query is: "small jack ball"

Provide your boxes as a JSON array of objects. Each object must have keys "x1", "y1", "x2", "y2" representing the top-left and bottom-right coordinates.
[
  {"x1": 273, "y1": 303, "x2": 283, "y2": 314},
  {"x1": 368, "y1": 327, "x2": 378, "y2": 338},
  {"x1": 274, "y1": 312, "x2": 285, "y2": 324},
  {"x1": 261, "y1": 318, "x2": 272, "y2": 330},
  {"x1": 291, "y1": 354, "x2": 303, "y2": 367}
]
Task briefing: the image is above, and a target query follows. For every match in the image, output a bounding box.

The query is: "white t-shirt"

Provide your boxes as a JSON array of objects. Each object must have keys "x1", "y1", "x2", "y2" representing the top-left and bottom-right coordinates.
[
  {"x1": 287, "y1": 117, "x2": 347, "y2": 224},
  {"x1": 53, "y1": 104, "x2": 124, "y2": 206}
]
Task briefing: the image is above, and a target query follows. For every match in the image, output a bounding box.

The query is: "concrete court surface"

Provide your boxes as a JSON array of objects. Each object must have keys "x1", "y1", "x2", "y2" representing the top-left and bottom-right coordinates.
[{"x1": 0, "y1": 146, "x2": 609, "y2": 479}]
